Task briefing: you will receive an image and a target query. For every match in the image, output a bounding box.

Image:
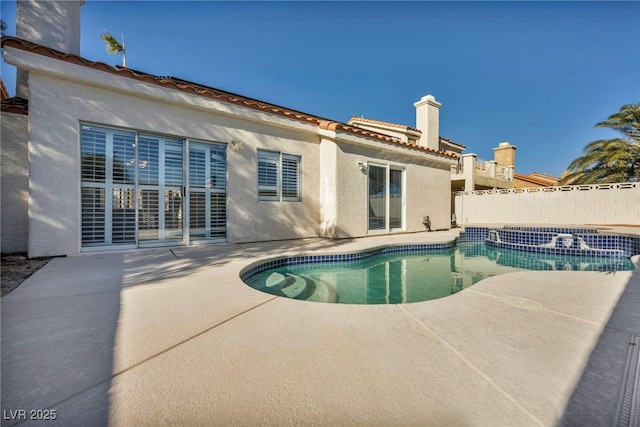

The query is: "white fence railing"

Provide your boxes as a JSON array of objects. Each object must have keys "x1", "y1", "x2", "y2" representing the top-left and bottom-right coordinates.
[
  {"x1": 453, "y1": 182, "x2": 639, "y2": 226},
  {"x1": 451, "y1": 162, "x2": 514, "y2": 181},
  {"x1": 455, "y1": 182, "x2": 637, "y2": 196}
]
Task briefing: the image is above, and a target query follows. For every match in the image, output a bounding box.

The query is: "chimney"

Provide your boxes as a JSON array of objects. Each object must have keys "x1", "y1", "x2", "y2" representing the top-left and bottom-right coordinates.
[
  {"x1": 493, "y1": 142, "x2": 517, "y2": 167},
  {"x1": 413, "y1": 95, "x2": 441, "y2": 151},
  {"x1": 15, "y1": 0, "x2": 84, "y2": 98}
]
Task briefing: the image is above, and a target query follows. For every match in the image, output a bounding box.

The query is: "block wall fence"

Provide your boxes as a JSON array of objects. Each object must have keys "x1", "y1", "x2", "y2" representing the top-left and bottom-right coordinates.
[{"x1": 453, "y1": 183, "x2": 639, "y2": 226}]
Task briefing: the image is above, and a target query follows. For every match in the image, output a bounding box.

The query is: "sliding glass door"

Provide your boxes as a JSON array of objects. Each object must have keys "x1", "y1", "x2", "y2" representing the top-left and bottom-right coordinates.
[
  {"x1": 81, "y1": 125, "x2": 227, "y2": 249},
  {"x1": 368, "y1": 165, "x2": 387, "y2": 230},
  {"x1": 389, "y1": 168, "x2": 403, "y2": 229},
  {"x1": 137, "y1": 135, "x2": 184, "y2": 244},
  {"x1": 81, "y1": 125, "x2": 137, "y2": 247},
  {"x1": 367, "y1": 164, "x2": 404, "y2": 232},
  {"x1": 188, "y1": 142, "x2": 227, "y2": 241}
]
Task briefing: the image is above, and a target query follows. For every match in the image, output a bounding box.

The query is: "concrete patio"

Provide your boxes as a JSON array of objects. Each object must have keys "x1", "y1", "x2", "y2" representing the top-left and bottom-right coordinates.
[{"x1": 2, "y1": 230, "x2": 639, "y2": 426}]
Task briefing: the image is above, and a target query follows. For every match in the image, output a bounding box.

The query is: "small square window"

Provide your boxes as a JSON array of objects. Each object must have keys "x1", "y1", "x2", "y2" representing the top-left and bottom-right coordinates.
[{"x1": 257, "y1": 150, "x2": 301, "y2": 201}]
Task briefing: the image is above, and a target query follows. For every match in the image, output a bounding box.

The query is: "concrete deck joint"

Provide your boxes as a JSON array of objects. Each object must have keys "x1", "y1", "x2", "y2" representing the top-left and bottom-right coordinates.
[
  {"x1": 467, "y1": 288, "x2": 601, "y2": 326},
  {"x1": 113, "y1": 295, "x2": 280, "y2": 378},
  {"x1": 3, "y1": 295, "x2": 281, "y2": 427},
  {"x1": 397, "y1": 304, "x2": 546, "y2": 427}
]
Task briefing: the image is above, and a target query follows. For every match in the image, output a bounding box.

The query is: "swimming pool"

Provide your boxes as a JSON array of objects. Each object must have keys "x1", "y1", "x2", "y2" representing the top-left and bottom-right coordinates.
[{"x1": 241, "y1": 242, "x2": 635, "y2": 305}]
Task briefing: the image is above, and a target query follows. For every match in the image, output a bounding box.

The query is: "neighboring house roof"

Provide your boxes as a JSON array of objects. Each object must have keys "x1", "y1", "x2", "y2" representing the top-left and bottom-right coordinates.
[
  {"x1": 514, "y1": 172, "x2": 559, "y2": 186},
  {"x1": 1, "y1": 36, "x2": 458, "y2": 160},
  {"x1": 349, "y1": 115, "x2": 466, "y2": 150},
  {"x1": 349, "y1": 116, "x2": 421, "y2": 133},
  {"x1": 438, "y1": 136, "x2": 465, "y2": 150},
  {"x1": 0, "y1": 96, "x2": 28, "y2": 115}
]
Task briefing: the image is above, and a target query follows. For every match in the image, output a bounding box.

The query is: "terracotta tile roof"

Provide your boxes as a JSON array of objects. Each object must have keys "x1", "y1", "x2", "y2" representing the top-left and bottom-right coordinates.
[
  {"x1": 0, "y1": 96, "x2": 28, "y2": 115},
  {"x1": 1, "y1": 36, "x2": 456, "y2": 160},
  {"x1": 349, "y1": 116, "x2": 421, "y2": 133},
  {"x1": 350, "y1": 116, "x2": 465, "y2": 150},
  {"x1": 514, "y1": 172, "x2": 559, "y2": 186},
  {"x1": 319, "y1": 121, "x2": 457, "y2": 158},
  {"x1": 438, "y1": 136, "x2": 465, "y2": 149}
]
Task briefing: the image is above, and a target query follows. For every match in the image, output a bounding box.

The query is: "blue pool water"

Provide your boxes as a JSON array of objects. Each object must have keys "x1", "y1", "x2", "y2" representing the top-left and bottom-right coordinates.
[{"x1": 243, "y1": 242, "x2": 635, "y2": 305}]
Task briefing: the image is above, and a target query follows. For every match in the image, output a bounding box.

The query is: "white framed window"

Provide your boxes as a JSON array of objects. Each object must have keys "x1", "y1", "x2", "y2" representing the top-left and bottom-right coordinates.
[{"x1": 257, "y1": 150, "x2": 301, "y2": 201}]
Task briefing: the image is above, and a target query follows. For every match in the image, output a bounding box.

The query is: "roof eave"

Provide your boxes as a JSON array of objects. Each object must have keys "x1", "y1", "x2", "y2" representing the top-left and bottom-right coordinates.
[{"x1": 1, "y1": 36, "x2": 457, "y2": 161}]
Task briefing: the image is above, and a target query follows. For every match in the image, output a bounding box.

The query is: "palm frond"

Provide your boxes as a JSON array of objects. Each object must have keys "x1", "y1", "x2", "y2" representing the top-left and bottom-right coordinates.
[
  {"x1": 562, "y1": 134, "x2": 640, "y2": 185},
  {"x1": 100, "y1": 31, "x2": 127, "y2": 67},
  {"x1": 596, "y1": 103, "x2": 640, "y2": 143},
  {"x1": 100, "y1": 32, "x2": 124, "y2": 54}
]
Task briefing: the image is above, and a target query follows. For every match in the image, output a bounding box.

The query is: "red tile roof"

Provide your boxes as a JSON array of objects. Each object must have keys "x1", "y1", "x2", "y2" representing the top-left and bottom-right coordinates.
[
  {"x1": 514, "y1": 172, "x2": 559, "y2": 186},
  {"x1": 349, "y1": 116, "x2": 421, "y2": 133},
  {"x1": 439, "y1": 136, "x2": 465, "y2": 149},
  {"x1": 0, "y1": 96, "x2": 28, "y2": 115},
  {"x1": 319, "y1": 121, "x2": 459, "y2": 157},
  {"x1": 1, "y1": 36, "x2": 456, "y2": 160},
  {"x1": 350, "y1": 116, "x2": 465, "y2": 150}
]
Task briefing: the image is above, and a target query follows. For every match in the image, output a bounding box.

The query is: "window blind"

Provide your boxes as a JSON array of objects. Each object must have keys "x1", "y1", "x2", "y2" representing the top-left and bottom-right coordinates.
[
  {"x1": 282, "y1": 154, "x2": 300, "y2": 201},
  {"x1": 258, "y1": 150, "x2": 279, "y2": 200}
]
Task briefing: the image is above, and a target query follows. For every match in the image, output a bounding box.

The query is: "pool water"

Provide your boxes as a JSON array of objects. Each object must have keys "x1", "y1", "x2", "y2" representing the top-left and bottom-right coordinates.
[{"x1": 244, "y1": 242, "x2": 635, "y2": 305}]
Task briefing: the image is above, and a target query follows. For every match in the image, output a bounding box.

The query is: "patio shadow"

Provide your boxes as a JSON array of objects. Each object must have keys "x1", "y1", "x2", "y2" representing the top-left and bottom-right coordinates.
[
  {"x1": 559, "y1": 264, "x2": 640, "y2": 426},
  {"x1": 0, "y1": 255, "x2": 125, "y2": 427}
]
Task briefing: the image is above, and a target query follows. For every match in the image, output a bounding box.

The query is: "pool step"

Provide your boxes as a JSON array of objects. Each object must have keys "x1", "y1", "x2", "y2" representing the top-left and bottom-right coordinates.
[
  {"x1": 281, "y1": 275, "x2": 314, "y2": 300},
  {"x1": 305, "y1": 276, "x2": 339, "y2": 303},
  {"x1": 264, "y1": 272, "x2": 339, "y2": 303}
]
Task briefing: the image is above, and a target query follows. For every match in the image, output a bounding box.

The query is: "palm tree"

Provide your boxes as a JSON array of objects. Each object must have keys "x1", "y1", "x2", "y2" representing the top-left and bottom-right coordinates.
[
  {"x1": 560, "y1": 103, "x2": 640, "y2": 184},
  {"x1": 100, "y1": 31, "x2": 126, "y2": 67}
]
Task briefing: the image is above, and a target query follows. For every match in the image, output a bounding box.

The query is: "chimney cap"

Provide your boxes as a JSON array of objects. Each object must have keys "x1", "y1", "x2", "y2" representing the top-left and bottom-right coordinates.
[
  {"x1": 413, "y1": 94, "x2": 441, "y2": 108},
  {"x1": 494, "y1": 142, "x2": 516, "y2": 150}
]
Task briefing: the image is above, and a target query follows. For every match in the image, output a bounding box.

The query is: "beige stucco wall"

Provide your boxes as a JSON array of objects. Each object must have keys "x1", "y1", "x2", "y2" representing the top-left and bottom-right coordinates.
[
  {"x1": 16, "y1": 0, "x2": 83, "y2": 97},
  {"x1": 27, "y1": 74, "x2": 322, "y2": 256},
  {"x1": 324, "y1": 138, "x2": 453, "y2": 238},
  {"x1": 1, "y1": 112, "x2": 29, "y2": 253},
  {"x1": 9, "y1": 46, "x2": 456, "y2": 256},
  {"x1": 454, "y1": 184, "x2": 640, "y2": 226}
]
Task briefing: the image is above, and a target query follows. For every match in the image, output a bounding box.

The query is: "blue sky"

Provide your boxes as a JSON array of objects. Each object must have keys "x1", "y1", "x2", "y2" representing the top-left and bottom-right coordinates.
[{"x1": 1, "y1": 1, "x2": 638, "y2": 177}]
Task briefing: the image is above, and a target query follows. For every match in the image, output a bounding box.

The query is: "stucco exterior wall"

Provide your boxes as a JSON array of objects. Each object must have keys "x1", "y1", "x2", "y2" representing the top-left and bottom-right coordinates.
[
  {"x1": 12, "y1": 47, "x2": 456, "y2": 256},
  {"x1": 1, "y1": 112, "x2": 29, "y2": 253},
  {"x1": 319, "y1": 139, "x2": 339, "y2": 237},
  {"x1": 454, "y1": 183, "x2": 640, "y2": 226},
  {"x1": 27, "y1": 74, "x2": 322, "y2": 255},
  {"x1": 16, "y1": 1, "x2": 82, "y2": 54},
  {"x1": 330, "y1": 140, "x2": 452, "y2": 238},
  {"x1": 16, "y1": 0, "x2": 82, "y2": 97}
]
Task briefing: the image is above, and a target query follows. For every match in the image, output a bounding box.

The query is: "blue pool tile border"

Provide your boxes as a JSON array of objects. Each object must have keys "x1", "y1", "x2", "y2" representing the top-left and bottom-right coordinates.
[
  {"x1": 241, "y1": 228, "x2": 639, "y2": 282},
  {"x1": 240, "y1": 241, "x2": 456, "y2": 282},
  {"x1": 459, "y1": 226, "x2": 640, "y2": 258}
]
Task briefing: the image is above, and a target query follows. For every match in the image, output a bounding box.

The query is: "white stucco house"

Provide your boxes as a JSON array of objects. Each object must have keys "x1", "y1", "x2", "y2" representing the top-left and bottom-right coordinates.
[{"x1": 1, "y1": 0, "x2": 460, "y2": 257}]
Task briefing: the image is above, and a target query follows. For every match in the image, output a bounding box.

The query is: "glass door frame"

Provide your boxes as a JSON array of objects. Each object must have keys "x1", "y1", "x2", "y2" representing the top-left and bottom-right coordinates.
[
  {"x1": 136, "y1": 134, "x2": 186, "y2": 247},
  {"x1": 366, "y1": 162, "x2": 406, "y2": 234},
  {"x1": 186, "y1": 140, "x2": 228, "y2": 245},
  {"x1": 80, "y1": 123, "x2": 229, "y2": 251}
]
